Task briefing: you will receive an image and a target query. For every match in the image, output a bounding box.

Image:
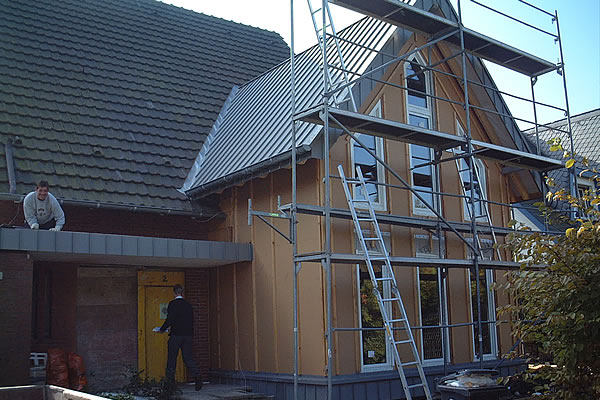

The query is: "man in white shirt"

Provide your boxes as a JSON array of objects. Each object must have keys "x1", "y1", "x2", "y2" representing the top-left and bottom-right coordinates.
[{"x1": 23, "y1": 180, "x2": 65, "y2": 231}]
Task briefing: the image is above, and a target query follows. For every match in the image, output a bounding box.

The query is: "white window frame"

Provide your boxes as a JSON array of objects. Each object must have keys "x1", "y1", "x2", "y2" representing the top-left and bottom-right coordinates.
[
  {"x1": 466, "y1": 238, "x2": 498, "y2": 361},
  {"x1": 351, "y1": 100, "x2": 387, "y2": 211},
  {"x1": 576, "y1": 176, "x2": 597, "y2": 219},
  {"x1": 404, "y1": 53, "x2": 432, "y2": 128},
  {"x1": 415, "y1": 234, "x2": 449, "y2": 366},
  {"x1": 404, "y1": 53, "x2": 436, "y2": 216},
  {"x1": 409, "y1": 145, "x2": 437, "y2": 216},
  {"x1": 456, "y1": 122, "x2": 489, "y2": 222},
  {"x1": 356, "y1": 230, "x2": 394, "y2": 372}
]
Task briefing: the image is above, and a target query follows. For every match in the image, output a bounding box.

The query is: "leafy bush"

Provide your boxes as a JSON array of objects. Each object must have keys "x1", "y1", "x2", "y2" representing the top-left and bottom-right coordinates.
[{"x1": 500, "y1": 150, "x2": 600, "y2": 399}]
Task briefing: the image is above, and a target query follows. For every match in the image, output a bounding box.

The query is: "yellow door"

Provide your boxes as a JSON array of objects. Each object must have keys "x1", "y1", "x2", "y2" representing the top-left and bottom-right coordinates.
[{"x1": 138, "y1": 271, "x2": 186, "y2": 382}]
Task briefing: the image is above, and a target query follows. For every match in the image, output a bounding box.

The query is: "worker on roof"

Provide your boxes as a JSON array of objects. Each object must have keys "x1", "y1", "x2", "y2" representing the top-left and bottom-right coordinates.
[{"x1": 24, "y1": 180, "x2": 65, "y2": 231}]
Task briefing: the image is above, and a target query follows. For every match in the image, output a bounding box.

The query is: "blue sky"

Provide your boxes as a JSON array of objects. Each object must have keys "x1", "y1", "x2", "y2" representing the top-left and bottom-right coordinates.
[{"x1": 162, "y1": 0, "x2": 599, "y2": 127}]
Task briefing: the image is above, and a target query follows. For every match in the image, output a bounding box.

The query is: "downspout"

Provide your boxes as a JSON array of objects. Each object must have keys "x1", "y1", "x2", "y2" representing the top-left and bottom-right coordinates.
[{"x1": 5, "y1": 139, "x2": 16, "y2": 194}]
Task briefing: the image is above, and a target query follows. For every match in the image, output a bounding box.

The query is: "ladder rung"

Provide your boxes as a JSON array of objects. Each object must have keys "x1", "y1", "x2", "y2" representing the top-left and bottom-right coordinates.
[
  {"x1": 381, "y1": 297, "x2": 400, "y2": 302},
  {"x1": 408, "y1": 383, "x2": 425, "y2": 389},
  {"x1": 351, "y1": 199, "x2": 370, "y2": 203},
  {"x1": 370, "y1": 257, "x2": 387, "y2": 261},
  {"x1": 401, "y1": 361, "x2": 419, "y2": 367},
  {"x1": 375, "y1": 277, "x2": 393, "y2": 281},
  {"x1": 357, "y1": 217, "x2": 373, "y2": 221},
  {"x1": 393, "y1": 339, "x2": 412, "y2": 345},
  {"x1": 311, "y1": 7, "x2": 322, "y2": 14},
  {"x1": 363, "y1": 237, "x2": 381, "y2": 241},
  {"x1": 388, "y1": 318, "x2": 406, "y2": 324}
]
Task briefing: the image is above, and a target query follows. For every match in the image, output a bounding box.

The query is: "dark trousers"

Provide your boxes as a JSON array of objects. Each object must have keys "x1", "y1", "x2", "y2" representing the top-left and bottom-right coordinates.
[{"x1": 166, "y1": 335, "x2": 199, "y2": 381}]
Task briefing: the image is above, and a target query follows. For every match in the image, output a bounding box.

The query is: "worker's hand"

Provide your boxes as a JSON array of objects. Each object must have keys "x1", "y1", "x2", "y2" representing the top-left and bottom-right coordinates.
[
  {"x1": 31, "y1": 223, "x2": 39, "y2": 229},
  {"x1": 49, "y1": 226, "x2": 61, "y2": 232}
]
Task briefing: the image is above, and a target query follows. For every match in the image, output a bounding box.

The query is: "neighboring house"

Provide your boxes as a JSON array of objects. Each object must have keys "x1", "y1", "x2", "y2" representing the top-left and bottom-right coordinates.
[
  {"x1": 179, "y1": 0, "x2": 563, "y2": 398},
  {"x1": 515, "y1": 109, "x2": 600, "y2": 231},
  {"x1": 0, "y1": 0, "x2": 288, "y2": 389}
]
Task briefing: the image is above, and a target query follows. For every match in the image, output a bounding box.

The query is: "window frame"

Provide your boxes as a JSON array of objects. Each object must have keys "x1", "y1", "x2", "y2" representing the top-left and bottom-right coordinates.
[
  {"x1": 576, "y1": 176, "x2": 597, "y2": 219},
  {"x1": 356, "y1": 230, "x2": 394, "y2": 372},
  {"x1": 466, "y1": 238, "x2": 498, "y2": 360},
  {"x1": 455, "y1": 122, "x2": 489, "y2": 222},
  {"x1": 351, "y1": 100, "x2": 387, "y2": 211},
  {"x1": 404, "y1": 53, "x2": 436, "y2": 216},
  {"x1": 409, "y1": 144, "x2": 437, "y2": 216},
  {"x1": 415, "y1": 234, "x2": 449, "y2": 366}
]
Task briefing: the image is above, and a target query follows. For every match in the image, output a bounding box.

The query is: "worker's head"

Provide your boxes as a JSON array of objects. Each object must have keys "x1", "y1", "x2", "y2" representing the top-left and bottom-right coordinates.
[
  {"x1": 173, "y1": 284, "x2": 184, "y2": 297},
  {"x1": 36, "y1": 180, "x2": 49, "y2": 201}
]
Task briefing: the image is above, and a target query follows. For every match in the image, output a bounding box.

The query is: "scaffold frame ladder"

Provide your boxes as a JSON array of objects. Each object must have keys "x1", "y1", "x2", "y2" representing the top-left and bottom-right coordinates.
[{"x1": 306, "y1": 0, "x2": 358, "y2": 111}]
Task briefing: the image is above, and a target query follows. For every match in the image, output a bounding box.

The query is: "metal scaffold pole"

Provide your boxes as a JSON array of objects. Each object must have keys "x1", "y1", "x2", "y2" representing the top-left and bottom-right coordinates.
[
  {"x1": 554, "y1": 10, "x2": 576, "y2": 203},
  {"x1": 321, "y1": 1, "x2": 333, "y2": 398},
  {"x1": 290, "y1": 1, "x2": 300, "y2": 399},
  {"x1": 457, "y1": 0, "x2": 484, "y2": 368}
]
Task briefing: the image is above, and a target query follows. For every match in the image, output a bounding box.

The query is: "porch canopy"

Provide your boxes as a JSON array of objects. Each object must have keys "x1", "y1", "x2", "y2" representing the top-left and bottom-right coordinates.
[{"x1": 0, "y1": 228, "x2": 252, "y2": 268}]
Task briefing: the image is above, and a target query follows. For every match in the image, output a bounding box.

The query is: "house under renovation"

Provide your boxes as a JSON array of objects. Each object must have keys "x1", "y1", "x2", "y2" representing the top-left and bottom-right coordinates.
[{"x1": 0, "y1": 0, "x2": 575, "y2": 399}]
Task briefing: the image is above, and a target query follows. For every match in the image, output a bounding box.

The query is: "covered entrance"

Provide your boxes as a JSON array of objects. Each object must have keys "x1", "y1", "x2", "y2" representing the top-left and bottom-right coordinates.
[{"x1": 0, "y1": 228, "x2": 253, "y2": 388}]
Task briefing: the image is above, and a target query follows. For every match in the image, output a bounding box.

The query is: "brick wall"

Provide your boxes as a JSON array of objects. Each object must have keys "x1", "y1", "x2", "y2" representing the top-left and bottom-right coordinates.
[
  {"x1": 0, "y1": 252, "x2": 33, "y2": 386},
  {"x1": 0, "y1": 200, "x2": 214, "y2": 240},
  {"x1": 185, "y1": 270, "x2": 210, "y2": 380},
  {"x1": 30, "y1": 263, "x2": 77, "y2": 354},
  {"x1": 77, "y1": 267, "x2": 138, "y2": 391}
]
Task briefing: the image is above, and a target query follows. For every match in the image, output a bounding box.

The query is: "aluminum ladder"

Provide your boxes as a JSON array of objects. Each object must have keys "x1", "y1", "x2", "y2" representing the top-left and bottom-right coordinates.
[
  {"x1": 451, "y1": 148, "x2": 502, "y2": 260},
  {"x1": 306, "y1": 0, "x2": 357, "y2": 111},
  {"x1": 338, "y1": 165, "x2": 433, "y2": 400}
]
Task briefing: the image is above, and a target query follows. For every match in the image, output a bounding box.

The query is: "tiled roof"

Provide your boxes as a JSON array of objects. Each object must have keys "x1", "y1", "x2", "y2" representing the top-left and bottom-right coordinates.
[
  {"x1": 524, "y1": 109, "x2": 600, "y2": 188},
  {"x1": 0, "y1": 0, "x2": 289, "y2": 213},
  {"x1": 520, "y1": 109, "x2": 600, "y2": 229},
  {"x1": 525, "y1": 108, "x2": 600, "y2": 163}
]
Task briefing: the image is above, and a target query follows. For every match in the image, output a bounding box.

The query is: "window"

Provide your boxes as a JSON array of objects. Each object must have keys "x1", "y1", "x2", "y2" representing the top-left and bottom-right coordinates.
[
  {"x1": 410, "y1": 145, "x2": 436, "y2": 215},
  {"x1": 456, "y1": 123, "x2": 488, "y2": 221},
  {"x1": 405, "y1": 54, "x2": 435, "y2": 215},
  {"x1": 356, "y1": 230, "x2": 393, "y2": 371},
  {"x1": 415, "y1": 234, "x2": 448, "y2": 365},
  {"x1": 466, "y1": 239, "x2": 498, "y2": 360},
  {"x1": 351, "y1": 101, "x2": 386, "y2": 210},
  {"x1": 576, "y1": 177, "x2": 598, "y2": 219}
]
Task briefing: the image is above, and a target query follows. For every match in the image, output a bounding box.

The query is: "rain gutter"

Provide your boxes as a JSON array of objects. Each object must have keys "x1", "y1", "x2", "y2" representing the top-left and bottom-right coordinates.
[
  {"x1": 0, "y1": 193, "x2": 220, "y2": 218},
  {"x1": 185, "y1": 145, "x2": 314, "y2": 199}
]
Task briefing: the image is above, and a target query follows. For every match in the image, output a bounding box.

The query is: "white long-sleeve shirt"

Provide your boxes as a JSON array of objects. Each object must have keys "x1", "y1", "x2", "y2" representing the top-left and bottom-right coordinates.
[{"x1": 23, "y1": 191, "x2": 65, "y2": 229}]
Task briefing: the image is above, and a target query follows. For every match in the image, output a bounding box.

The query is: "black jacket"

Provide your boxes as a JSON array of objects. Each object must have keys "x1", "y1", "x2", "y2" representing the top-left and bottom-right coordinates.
[{"x1": 160, "y1": 297, "x2": 194, "y2": 336}]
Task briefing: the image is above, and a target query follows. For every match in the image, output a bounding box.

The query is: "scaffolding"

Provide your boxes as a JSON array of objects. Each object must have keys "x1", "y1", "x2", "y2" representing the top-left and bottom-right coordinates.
[{"x1": 285, "y1": 0, "x2": 573, "y2": 398}]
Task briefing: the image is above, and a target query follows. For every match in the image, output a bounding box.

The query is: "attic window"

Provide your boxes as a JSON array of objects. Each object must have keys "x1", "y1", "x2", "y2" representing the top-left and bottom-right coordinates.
[
  {"x1": 576, "y1": 177, "x2": 598, "y2": 218},
  {"x1": 163, "y1": 157, "x2": 173, "y2": 166}
]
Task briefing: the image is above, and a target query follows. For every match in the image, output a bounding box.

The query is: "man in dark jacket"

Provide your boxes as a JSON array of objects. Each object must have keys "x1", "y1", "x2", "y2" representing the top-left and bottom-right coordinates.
[{"x1": 159, "y1": 284, "x2": 202, "y2": 391}]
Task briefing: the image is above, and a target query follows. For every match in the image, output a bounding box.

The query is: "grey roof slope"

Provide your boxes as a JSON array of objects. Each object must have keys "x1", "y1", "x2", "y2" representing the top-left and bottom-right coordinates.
[
  {"x1": 520, "y1": 109, "x2": 600, "y2": 229},
  {"x1": 0, "y1": 0, "x2": 289, "y2": 214},
  {"x1": 526, "y1": 108, "x2": 600, "y2": 162},
  {"x1": 182, "y1": 17, "x2": 395, "y2": 196},
  {"x1": 524, "y1": 109, "x2": 600, "y2": 193}
]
